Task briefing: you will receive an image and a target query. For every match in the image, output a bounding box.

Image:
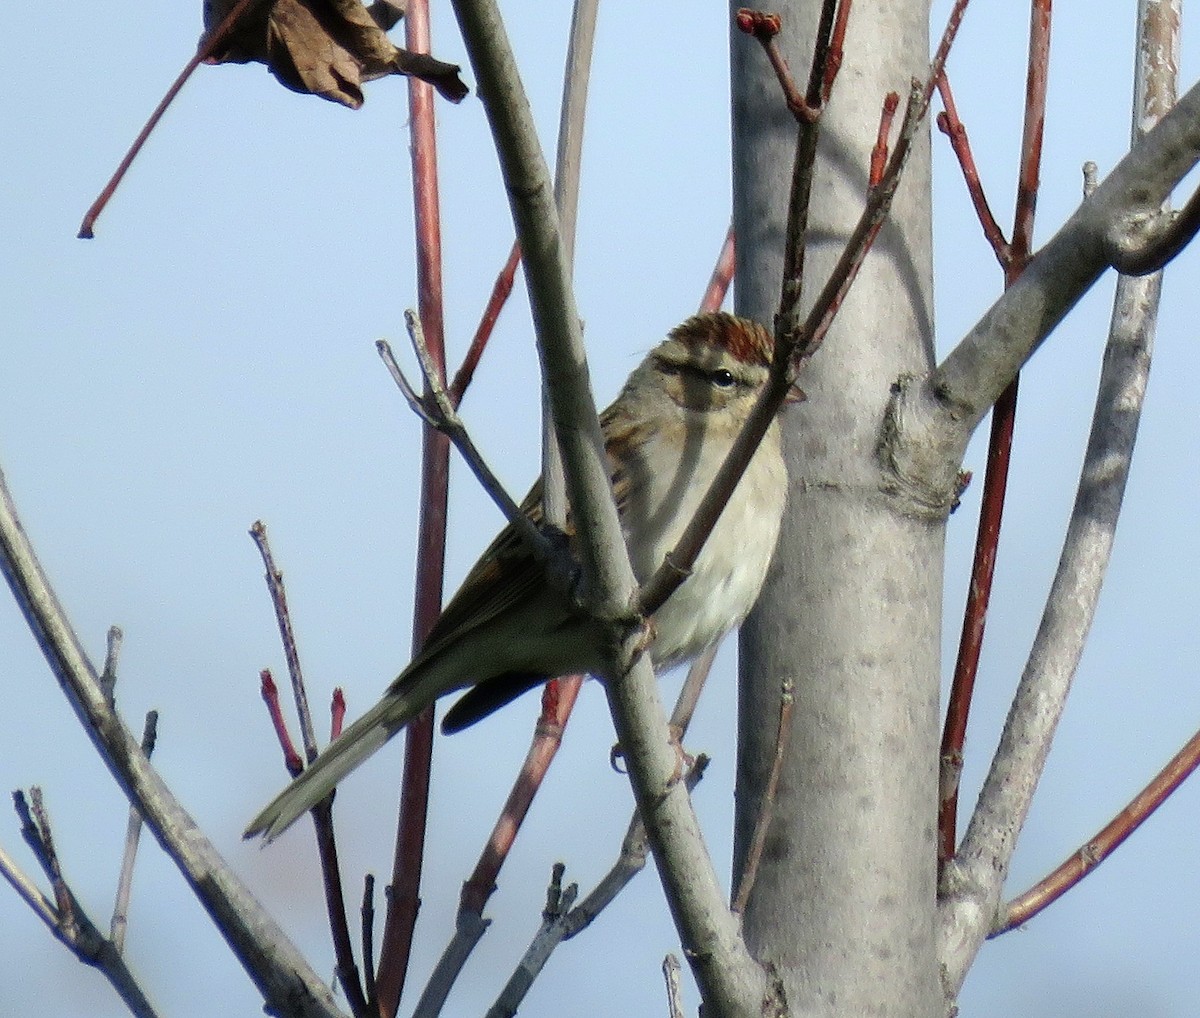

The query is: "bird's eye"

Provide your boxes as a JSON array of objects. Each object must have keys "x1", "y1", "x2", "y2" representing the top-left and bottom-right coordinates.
[{"x1": 711, "y1": 368, "x2": 736, "y2": 388}]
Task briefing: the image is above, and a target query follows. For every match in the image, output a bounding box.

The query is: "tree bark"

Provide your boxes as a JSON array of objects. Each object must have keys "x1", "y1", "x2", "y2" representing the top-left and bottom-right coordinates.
[{"x1": 731, "y1": 3, "x2": 943, "y2": 1014}]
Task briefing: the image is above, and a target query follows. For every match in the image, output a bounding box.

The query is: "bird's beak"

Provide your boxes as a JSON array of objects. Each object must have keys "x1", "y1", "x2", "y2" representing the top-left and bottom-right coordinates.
[{"x1": 785, "y1": 383, "x2": 806, "y2": 405}]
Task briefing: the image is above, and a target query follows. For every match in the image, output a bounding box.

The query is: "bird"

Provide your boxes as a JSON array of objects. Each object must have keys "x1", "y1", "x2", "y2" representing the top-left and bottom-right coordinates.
[{"x1": 245, "y1": 311, "x2": 795, "y2": 842}]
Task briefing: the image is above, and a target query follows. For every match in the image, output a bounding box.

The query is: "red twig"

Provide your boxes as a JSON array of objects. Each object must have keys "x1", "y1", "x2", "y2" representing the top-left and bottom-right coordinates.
[
  {"x1": 869, "y1": 92, "x2": 900, "y2": 188},
  {"x1": 822, "y1": 0, "x2": 853, "y2": 101},
  {"x1": 259, "y1": 670, "x2": 303, "y2": 777},
  {"x1": 449, "y1": 242, "x2": 521, "y2": 406},
  {"x1": 77, "y1": 0, "x2": 260, "y2": 238},
  {"x1": 1011, "y1": 0, "x2": 1052, "y2": 267},
  {"x1": 375, "y1": 1, "x2": 451, "y2": 1012},
  {"x1": 698, "y1": 226, "x2": 736, "y2": 313},
  {"x1": 735, "y1": 9, "x2": 819, "y2": 123},
  {"x1": 994, "y1": 725, "x2": 1200, "y2": 935},
  {"x1": 938, "y1": 0, "x2": 1051, "y2": 867},
  {"x1": 459, "y1": 676, "x2": 584, "y2": 917},
  {"x1": 935, "y1": 75, "x2": 1008, "y2": 264},
  {"x1": 331, "y1": 688, "x2": 347, "y2": 741}
]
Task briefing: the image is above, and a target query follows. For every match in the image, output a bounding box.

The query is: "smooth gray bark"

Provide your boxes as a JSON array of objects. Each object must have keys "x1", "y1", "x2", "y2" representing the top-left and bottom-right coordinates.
[{"x1": 731, "y1": 3, "x2": 943, "y2": 1015}]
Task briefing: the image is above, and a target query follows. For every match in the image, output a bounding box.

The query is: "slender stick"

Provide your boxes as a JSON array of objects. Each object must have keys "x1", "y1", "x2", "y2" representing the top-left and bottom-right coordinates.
[
  {"x1": 110, "y1": 711, "x2": 158, "y2": 953},
  {"x1": 374, "y1": 1, "x2": 452, "y2": 1011},
  {"x1": 250, "y1": 523, "x2": 368, "y2": 1015},
  {"x1": 937, "y1": 0, "x2": 1051, "y2": 865},
  {"x1": 995, "y1": 725, "x2": 1200, "y2": 935},
  {"x1": 77, "y1": 0, "x2": 264, "y2": 238}
]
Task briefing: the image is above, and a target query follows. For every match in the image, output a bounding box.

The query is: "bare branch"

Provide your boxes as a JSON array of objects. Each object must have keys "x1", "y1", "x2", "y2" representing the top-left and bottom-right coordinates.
[
  {"x1": 77, "y1": 0, "x2": 264, "y2": 238},
  {"x1": 376, "y1": 1, "x2": 455, "y2": 1004},
  {"x1": 0, "y1": 466, "x2": 346, "y2": 1018},
  {"x1": 938, "y1": 2, "x2": 1179, "y2": 989},
  {"x1": 994, "y1": 725, "x2": 1200, "y2": 934},
  {"x1": 111, "y1": 710, "x2": 158, "y2": 953},
  {"x1": 8, "y1": 789, "x2": 162, "y2": 1018},
  {"x1": 731, "y1": 677, "x2": 794, "y2": 915},
  {"x1": 250, "y1": 520, "x2": 319, "y2": 762},
  {"x1": 377, "y1": 328, "x2": 554, "y2": 572}
]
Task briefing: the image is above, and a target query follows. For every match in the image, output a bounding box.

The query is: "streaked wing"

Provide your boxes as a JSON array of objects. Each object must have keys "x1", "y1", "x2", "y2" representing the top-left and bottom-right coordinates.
[{"x1": 409, "y1": 404, "x2": 636, "y2": 674}]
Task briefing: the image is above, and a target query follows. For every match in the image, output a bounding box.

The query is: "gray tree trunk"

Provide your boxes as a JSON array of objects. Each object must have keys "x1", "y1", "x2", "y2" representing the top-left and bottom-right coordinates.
[{"x1": 731, "y1": 3, "x2": 943, "y2": 1014}]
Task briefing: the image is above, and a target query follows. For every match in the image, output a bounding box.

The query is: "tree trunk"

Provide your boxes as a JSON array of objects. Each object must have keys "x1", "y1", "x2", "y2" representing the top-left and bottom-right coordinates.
[{"x1": 731, "y1": 2, "x2": 943, "y2": 1014}]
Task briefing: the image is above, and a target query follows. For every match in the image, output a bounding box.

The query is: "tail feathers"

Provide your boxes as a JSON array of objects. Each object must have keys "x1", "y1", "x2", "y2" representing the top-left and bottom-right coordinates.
[{"x1": 244, "y1": 691, "x2": 410, "y2": 843}]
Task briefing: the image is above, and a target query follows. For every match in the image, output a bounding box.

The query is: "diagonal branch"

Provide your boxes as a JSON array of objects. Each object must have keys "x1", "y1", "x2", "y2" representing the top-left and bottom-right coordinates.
[
  {"x1": 0, "y1": 466, "x2": 346, "y2": 1018},
  {"x1": 994, "y1": 724, "x2": 1200, "y2": 935}
]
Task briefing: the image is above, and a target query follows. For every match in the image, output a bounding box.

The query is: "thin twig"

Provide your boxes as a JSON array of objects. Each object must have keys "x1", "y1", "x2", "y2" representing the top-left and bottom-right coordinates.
[
  {"x1": 449, "y1": 243, "x2": 521, "y2": 406},
  {"x1": 484, "y1": 756, "x2": 711, "y2": 1018},
  {"x1": 821, "y1": 0, "x2": 853, "y2": 102},
  {"x1": 935, "y1": 74, "x2": 1009, "y2": 263},
  {"x1": 698, "y1": 225, "x2": 736, "y2": 313},
  {"x1": 938, "y1": 0, "x2": 1050, "y2": 866},
  {"x1": 100, "y1": 625, "x2": 123, "y2": 707},
  {"x1": 459, "y1": 677, "x2": 584, "y2": 917},
  {"x1": 376, "y1": 0, "x2": 451, "y2": 1006},
  {"x1": 249, "y1": 524, "x2": 366, "y2": 1014},
  {"x1": 111, "y1": 710, "x2": 158, "y2": 953},
  {"x1": 362, "y1": 875, "x2": 378, "y2": 1009},
  {"x1": 994, "y1": 725, "x2": 1200, "y2": 935},
  {"x1": 77, "y1": 0, "x2": 264, "y2": 238},
  {"x1": 259, "y1": 670, "x2": 303, "y2": 776},
  {"x1": 734, "y1": 10, "x2": 818, "y2": 123},
  {"x1": 731, "y1": 678, "x2": 794, "y2": 915},
  {"x1": 250, "y1": 521, "x2": 318, "y2": 762},
  {"x1": 662, "y1": 954, "x2": 685, "y2": 1018},
  {"x1": 9, "y1": 790, "x2": 162, "y2": 1017},
  {"x1": 869, "y1": 92, "x2": 900, "y2": 188},
  {"x1": 377, "y1": 331, "x2": 552, "y2": 569}
]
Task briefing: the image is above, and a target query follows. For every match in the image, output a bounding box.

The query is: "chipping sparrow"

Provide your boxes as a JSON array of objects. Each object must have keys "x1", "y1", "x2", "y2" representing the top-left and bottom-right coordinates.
[{"x1": 246, "y1": 311, "x2": 793, "y2": 841}]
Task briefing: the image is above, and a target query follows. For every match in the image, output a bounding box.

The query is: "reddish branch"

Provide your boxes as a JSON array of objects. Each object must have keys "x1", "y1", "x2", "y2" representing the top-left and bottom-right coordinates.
[
  {"x1": 735, "y1": 9, "x2": 818, "y2": 123},
  {"x1": 459, "y1": 677, "x2": 584, "y2": 916},
  {"x1": 374, "y1": 1, "x2": 451, "y2": 1012},
  {"x1": 698, "y1": 226, "x2": 736, "y2": 314},
  {"x1": 641, "y1": 0, "x2": 970, "y2": 619},
  {"x1": 450, "y1": 242, "x2": 522, "y2": 405},
  {"x1": 937, "y1": 0, "x2": 1051, "y2": 866},
  {"x1": 936, "y1": 76, "x2": 1007, "y2": 263},
  {"x1": 77, "y1": 0, "x2": 261, "y2": 238},
  {"x1": 869, "y1": 92, "x2": 900, "y2": 188},
  {"x1": 994, "y1": 726, "x2": 1200, "y2": 934},
  {"x1": 252, "y1": 523, "x2": 369, "y2": 1016}
]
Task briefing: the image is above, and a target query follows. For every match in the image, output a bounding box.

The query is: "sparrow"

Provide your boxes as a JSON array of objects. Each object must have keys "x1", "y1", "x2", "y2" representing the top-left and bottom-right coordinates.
[{"x1": 246, "y1": 312, "x2": 793, "y2": 841}]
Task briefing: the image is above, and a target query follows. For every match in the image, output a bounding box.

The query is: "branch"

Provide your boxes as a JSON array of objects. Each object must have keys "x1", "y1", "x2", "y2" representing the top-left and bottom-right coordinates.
[
  {"x1": 375, "y1": 0, "x2": 453, "y2": 1006},
  {"x1": 77, "y1": 0, "x2": 264, "y2": 238},
  {"x1": 7, "y1": 789, "x2": 160, "y2": 1018},
  {"x1": 938, "y1": 0, "x2": 1053, "y2": 865},
  {"x1": 938, "y1": 2, "x2": 1179, "y2": 990},
  {"x1": 994, "y1": 724, "x2": 1200, "y2": 935},
  {"x1": 250, "y1": 522, "x2": 368, "y2": 1015},
  {"x1": 443, "y1": 7, "x2": 749, "y2": 998},
  {"x1": 111, "y1": 710, "x2": 158, "y2": 953},
  {"x1": 0, "y1": 466, "x2": 345, "y2": 1018}
]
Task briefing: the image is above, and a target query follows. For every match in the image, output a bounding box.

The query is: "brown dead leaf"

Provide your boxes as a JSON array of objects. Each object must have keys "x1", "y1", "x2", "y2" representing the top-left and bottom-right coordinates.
[{"x1": 202, "y1": 0, "x2": 468, "y2": 109}]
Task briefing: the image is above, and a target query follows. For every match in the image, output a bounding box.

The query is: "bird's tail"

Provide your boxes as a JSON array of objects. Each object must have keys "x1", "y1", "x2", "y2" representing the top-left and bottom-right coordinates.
[{"x1": 244, "y1": 684, "x2": 419, "y2": 843}]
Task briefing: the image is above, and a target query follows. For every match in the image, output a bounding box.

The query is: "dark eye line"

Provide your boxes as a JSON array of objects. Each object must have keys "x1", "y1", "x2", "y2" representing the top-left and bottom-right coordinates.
[{"x1": 656, "y1": 356, "x2": 743, "y2": 390}]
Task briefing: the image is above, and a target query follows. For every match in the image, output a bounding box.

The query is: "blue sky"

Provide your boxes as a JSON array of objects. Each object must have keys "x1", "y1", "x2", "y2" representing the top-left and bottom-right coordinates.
[{"x1": 2, "y1": 2, "x2": 1199, "y2": 1015}]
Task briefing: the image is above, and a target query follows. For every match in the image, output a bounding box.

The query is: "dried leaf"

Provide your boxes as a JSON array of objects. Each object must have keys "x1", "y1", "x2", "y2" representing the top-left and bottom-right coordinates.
[{"x1": 203, "y1": 0, "x2": 468, "y2": 109}]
